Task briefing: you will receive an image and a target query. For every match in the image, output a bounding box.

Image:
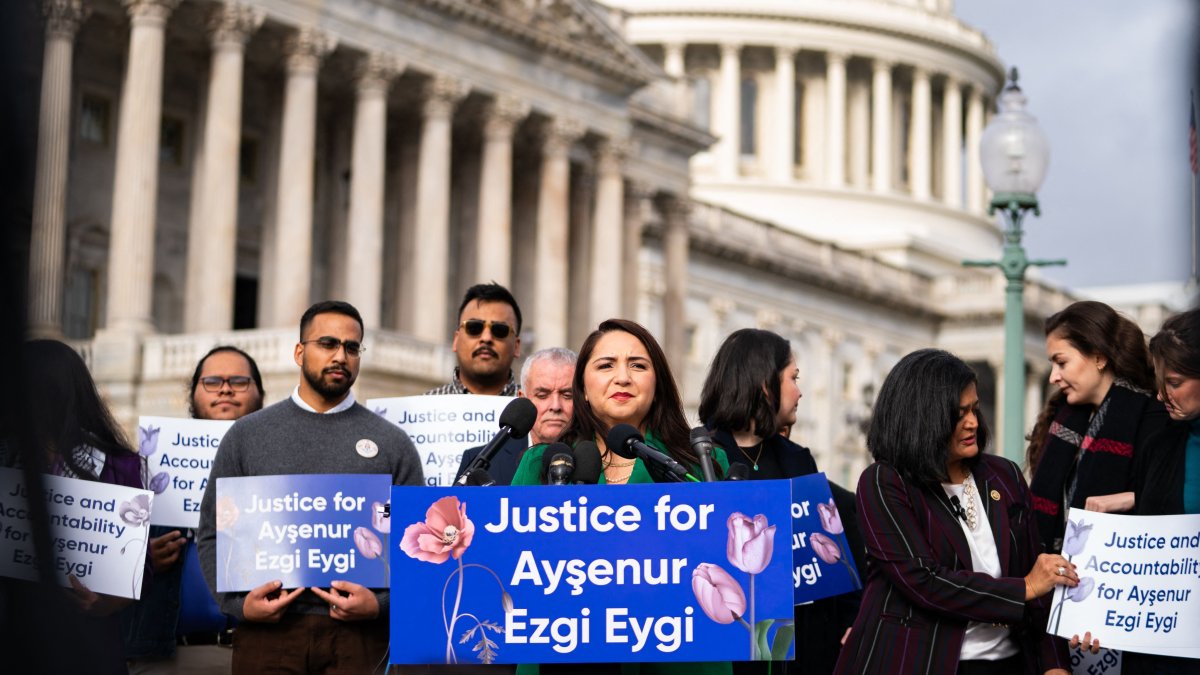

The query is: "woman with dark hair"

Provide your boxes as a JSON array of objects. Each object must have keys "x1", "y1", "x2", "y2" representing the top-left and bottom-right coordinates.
[
  {"x1": 512, "y1": 318, "x2": 728, "y2": 485},
  {"x1": 698, "y1": 328, "x2": 861, "y2": 674},
  {"x1": 6, "y1": 340, "x2": 147, "y2": 674},
  {"x1": 835, "y1": 349, "x2": 1074, "y2": 675},
  {"x1": 1121, "y1": 308, "x2": 1200, "y2": 674},
  {"x1": 510, "y1": 319, "x2": 730, "y2": 675},
  {"x1": 1026, "y1": 301, "x2": 1167, "y2": 554}
]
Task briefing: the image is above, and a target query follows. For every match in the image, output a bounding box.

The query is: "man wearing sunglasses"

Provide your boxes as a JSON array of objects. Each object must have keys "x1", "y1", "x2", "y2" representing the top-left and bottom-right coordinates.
[
  {"x1": 124, "y1": 345, "x2": 265, "y2": 673},
  {"x1": 427, "y1": 283, "x2": 523, "y2": 396},
  {"x1": 198, "y1": 301, "x2": 423, "y2": 674}
]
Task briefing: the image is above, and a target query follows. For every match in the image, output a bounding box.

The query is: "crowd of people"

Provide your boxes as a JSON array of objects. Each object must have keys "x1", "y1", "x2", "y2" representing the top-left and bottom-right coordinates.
[{"x1": 4, "y1": 281, "x2": 1197, "y2": 675}]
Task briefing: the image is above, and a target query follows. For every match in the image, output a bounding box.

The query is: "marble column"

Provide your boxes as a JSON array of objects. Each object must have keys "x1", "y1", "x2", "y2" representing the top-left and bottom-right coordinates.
[
  {"x1": 663, "y1": 42, "x2": 688, "y2": 118},
  {"x1": 344, "y1": 53, "x2": 400, "y2": 330},
  {"x1": 910, "y1": 66, "x2": 931, "y2": 199},
  {"x1": 103, "y1": 0, "x2": 179, "y2": 335},
  {"x1": 772, "y1": 46, "x2": 796, "y2": 182},
  {"x1": 476, "y1": 95, "x2": 530, "y2": 288},
  {"x1": 825, "y1": 52, "x2": 847, "y2": 187},
  {"x1": 870, "y1": 59, "x2": 892, "y2": 193},
  {"x1": 409, "y1": 74, "x2": 469, "y2": 341},
  {"x1": 622, "y1": 181, "x2": 653, "y2": 320},
  {"x1": 28, "y1": 0, "x2": 89, "y2": 338},
  {"x1": 848, "y1": 76, "x2": 871, "y2": 188},
  {"x1": 183, "y1": 3, "x2": 262, "y2": 333},
  {"x1": 716, "y1": 43, "x2": 741, "y2": 180},
  {"x1": 534, "y1": 117, "x2": 586, "y2": 350},
  {"x1": 661, "y1": 197, "x2": 691, "y2": 374},
  {"x1": 941, "y1": 75, "x2": 963, "y2": 208},
  {"x1": 268, "y1": 27, "x2": 335, "y2": 327},
  {"x1": 589, "y1": 140, "x2": 627, "y2": 326},
  {"x1": 965, "y1": 86, "x2": 985, "y2": 213}
]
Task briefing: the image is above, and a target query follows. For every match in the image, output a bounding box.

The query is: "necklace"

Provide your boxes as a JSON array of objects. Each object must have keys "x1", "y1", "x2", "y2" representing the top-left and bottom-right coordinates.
[
  {"x1": 741, "y1": 442, "x2": 765, "y2": 471},
  {"x1": 961, "y1": 474, "x2": 979, "y2": 530}
]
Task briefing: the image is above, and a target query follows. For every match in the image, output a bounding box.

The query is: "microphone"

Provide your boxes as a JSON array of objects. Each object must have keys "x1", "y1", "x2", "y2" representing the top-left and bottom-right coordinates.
[
  {"x1": 949, "y1": 495, "x2": 968, "y2": 522},
  {"x1": 689, "y1": 427, "x2": 718, "y2": 482},
  {"x1": 605, "y1": 424, "x2": 691, "y2": 483},
  {"x1": 542, "y1": 442, "x2": 575, "y2": 485},
  {"x1": 571, "y1": 441, "x2": 602, "y2": 484},
  {"x1": 725, "y1": 464, "x2": 750, "y2": 481},
  {"x1": 464, "y1": 468, "x2": 497, "y2": 486},
  {"x1": 455, "y1": 397, "x2": 538, "y2": 485}
]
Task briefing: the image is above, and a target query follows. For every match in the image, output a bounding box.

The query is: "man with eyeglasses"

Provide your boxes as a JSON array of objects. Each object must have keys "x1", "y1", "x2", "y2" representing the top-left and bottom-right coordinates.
[
  {"x1": 426, "y1": 282, "x2": 523, "y2": 396},
  {"x1": 124, "y1": 346, "x2": 265, "y2": 673},
  {"x1": 197, "y1": 301, "x2": 423, "y2": 674}
]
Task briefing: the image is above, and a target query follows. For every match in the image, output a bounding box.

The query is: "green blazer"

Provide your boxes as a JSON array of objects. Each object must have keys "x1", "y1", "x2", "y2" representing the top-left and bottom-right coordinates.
[
  {"x1": 509, "y1": 431, "x2": 730, "y2": 486},
  {"x1": 510, "y1": 432, "x2": 732, "y2": 675}
]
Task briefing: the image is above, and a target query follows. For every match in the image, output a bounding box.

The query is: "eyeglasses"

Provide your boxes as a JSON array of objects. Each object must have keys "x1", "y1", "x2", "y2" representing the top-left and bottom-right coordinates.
[
  {"x1": 301, "y1": 336, "x2": 365, "y2": 357},
  {"x1": 200, "y1": 376, "x2": 254, "y2": 392},
  {"x1": 459, "y1": 319, "x2": 515, "y2": 339}
]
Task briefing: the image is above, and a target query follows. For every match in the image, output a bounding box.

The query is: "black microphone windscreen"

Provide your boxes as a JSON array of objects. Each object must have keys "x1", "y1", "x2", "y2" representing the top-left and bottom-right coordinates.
[
  {"x1": 465, "y1": 468, "x2": 496, "y2": 486},
  {"x1": 572, "y1": 441, "x2": 602, "y2": 484},
  {"x1": 689, "y1": 427, "x2": 711, "y2": 444},
  {"x1": 604, "y1": 424, "x2": 642, "y2": 460},
  {"x1": 500, "y1": 397, "x2": 539, "y2": 436},
  {"x1": 541, "y1": 442, "x2": 574, "y2": 473},
  {"x1": 726, "y1": 463, "x2": 750, "y2": 481}
]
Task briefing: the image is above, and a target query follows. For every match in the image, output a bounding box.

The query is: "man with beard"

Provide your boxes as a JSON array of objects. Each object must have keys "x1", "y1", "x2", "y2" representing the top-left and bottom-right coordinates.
[
  {"x1": 196, "y1": 301, "x2": 423, "y2": 674},
  {"x1": 426, "y1": 283, "x2": 522, "y2": 396}
]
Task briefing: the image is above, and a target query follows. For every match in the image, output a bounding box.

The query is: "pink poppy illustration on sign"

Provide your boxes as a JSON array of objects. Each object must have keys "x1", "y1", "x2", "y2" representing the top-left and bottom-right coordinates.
[{"x1": 399, "y1": 495, "x2": 512, "y2": 664}]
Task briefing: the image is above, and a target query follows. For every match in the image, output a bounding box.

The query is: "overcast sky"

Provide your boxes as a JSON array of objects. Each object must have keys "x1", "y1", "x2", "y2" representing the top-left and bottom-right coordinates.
[{"x1": 955, "y1": 0, "x2": 1199, "y2": 290}]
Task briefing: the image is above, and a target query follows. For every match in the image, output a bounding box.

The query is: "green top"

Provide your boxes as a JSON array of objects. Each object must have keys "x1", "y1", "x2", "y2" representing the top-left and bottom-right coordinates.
[
  {"x1": 510, "y1": 432, "x2": 733, "y2": 675},
  {"x1": 509, "y1": 431, "x2": 730, "y2": 486}
]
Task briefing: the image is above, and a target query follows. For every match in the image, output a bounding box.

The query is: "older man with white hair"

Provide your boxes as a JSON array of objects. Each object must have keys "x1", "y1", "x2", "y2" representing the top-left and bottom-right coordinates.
[{"x1": 455, "y1": 347, "x2": 577, "y2": 485}]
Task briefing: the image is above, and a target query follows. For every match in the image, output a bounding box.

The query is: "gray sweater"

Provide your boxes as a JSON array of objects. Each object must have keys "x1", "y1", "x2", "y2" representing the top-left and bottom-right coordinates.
[{"x1": 196, "y1": 397, "x2": 423, "y2": 621}]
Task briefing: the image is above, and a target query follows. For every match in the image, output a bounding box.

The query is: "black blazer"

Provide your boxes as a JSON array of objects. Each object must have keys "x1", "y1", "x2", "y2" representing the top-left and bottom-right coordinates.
[{"x1": 456, "y1": 435, "x2": 529, "y2": 486}]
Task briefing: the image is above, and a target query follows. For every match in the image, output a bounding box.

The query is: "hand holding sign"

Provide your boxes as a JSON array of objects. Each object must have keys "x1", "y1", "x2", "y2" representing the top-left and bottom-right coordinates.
[
  {"x1": 310, "y1": 580, "x2": 380, "y2": 621},
  {"x1": 243, "y1": 580, "x2": 305, "y2": 622}
]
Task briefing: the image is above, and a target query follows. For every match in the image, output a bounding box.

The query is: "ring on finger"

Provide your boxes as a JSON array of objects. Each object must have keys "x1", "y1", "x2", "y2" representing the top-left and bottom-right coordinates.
[{"x1": 1056, "y1": 566, "x2": 1066, "y2": 576}]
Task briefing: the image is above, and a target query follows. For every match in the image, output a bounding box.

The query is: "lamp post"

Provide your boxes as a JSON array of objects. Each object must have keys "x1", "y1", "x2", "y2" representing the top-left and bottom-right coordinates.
[{"x1": 964, "y1": 68, "x2": 1064, "y2": 462}]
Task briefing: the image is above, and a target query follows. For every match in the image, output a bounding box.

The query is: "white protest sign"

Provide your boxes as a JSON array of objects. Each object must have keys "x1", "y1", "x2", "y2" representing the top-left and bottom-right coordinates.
[
  {"x1": 1049, "y1": 509, "x2": 1200, "y2": 659},
  {"x1": 367, "y1": 394, "x2": 519, "y2": 486},
  {"x1": 1069, "y1": 646, "x2": 1120, "y2": 675},
  {"x1": 138, "y1": 416, "x2": 234, "y2": 528},
  {"x1": 0, "y1": 467, "x2": 153, "y2": 599}
]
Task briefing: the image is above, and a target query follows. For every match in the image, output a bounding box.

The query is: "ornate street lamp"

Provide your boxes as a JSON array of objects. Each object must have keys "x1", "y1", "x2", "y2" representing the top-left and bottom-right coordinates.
[{"x1": 964, "y1": 68, "x2": 1064, "y2": 462}]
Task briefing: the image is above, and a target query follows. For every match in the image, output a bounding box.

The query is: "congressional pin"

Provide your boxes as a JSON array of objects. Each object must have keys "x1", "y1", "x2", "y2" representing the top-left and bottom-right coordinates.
[
  {"x1": 990, "y1": 489, "x2": 1001, "y2": 502},
  {"x1": 356, "y1": 439, "x2": 379, "y2": 458}
]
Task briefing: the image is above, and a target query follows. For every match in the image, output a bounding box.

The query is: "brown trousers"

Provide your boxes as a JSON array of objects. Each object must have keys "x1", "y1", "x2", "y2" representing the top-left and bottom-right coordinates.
[{"x1": 233, "y1": 613, "x2": 389, "y2": 675}]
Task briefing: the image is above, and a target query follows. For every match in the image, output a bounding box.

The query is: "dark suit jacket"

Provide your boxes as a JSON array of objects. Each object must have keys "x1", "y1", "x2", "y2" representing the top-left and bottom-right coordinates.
[
  {"x1": 834, "y1": 454, "x2": 1067, "y2": 675},
  {"x1": 456, "y1": 435, "x2": 529, "y2": 487}
]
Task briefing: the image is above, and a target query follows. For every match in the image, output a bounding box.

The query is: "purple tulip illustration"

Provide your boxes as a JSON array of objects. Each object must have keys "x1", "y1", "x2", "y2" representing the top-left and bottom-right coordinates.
[
  {"x1": 354, "y1": 526, "x2": 383, "y2": 560},
  {"x1": 817, "y1": 499, "x2": 843, "y2": 535},
  {"x1": 1062, "y1": 518, "x2": 1093, "y2": 558},
  {"x1": 148, "y1": 471, "x2": 170, "y2": 494},
  {"x1": 810, "y1": 532, "x2": 841, "y2": 564},
  {"x1": 119, "y1": 494, "x2": 151, "y2": 526},
  {"x1": 692, "y1": 563, "x2": 747, "y2": 625},
  {"x1": 138, "y1": 425, "x2": 160, "y2": 458},
  {"x1": 1050, "y1": 576, "x2": 1096, "y2": 632},
  {"x1": 399, "y1": 496, "x2": 511, "y2": 664},
  {"x1": 371, "y1": 500, "x2": 390, "y2": 534},
  {"x1": 727, "y1": 512, "x2": 775, "y2": 574}
]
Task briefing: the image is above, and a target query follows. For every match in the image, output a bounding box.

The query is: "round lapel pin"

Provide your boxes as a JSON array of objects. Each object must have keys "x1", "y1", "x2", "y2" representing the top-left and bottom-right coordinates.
[
  {"x1": 990, "y1": 489, "x2": 1001, "y2": 502},
  {"x1": 356, "y1": 439, "x2": 379, "y2": 458}
]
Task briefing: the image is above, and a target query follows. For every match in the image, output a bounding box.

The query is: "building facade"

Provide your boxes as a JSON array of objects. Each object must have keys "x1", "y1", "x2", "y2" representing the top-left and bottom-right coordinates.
[{"x1": 26, "y1": 0, "x2": 1126, "y2": 485}]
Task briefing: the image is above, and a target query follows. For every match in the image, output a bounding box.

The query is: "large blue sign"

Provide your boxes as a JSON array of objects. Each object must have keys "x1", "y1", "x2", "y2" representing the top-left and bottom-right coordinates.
[
  {"x1": 214, "y1": 474, "x2": 392, "y2": 591},
  {"x1": 789, "y1": 474, "x2": 862, "y2": 605},
  {"x1": 389, "y1": 481, "x2": 797, "y2": 665}
]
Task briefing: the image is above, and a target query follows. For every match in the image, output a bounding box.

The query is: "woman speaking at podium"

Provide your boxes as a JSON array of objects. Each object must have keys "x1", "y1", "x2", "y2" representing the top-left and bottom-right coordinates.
[{"x1": 511, "y1": 318, "x2": 730, "y2": 675}]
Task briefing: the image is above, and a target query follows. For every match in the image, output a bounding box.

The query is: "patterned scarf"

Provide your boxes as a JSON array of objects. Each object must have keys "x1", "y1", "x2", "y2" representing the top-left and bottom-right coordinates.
[{"x1": 1029, "y1": 380, "x2": 1155, "y2": 553}]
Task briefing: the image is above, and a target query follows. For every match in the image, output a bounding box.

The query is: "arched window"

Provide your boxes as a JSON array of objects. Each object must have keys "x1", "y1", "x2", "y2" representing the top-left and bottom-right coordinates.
[{"x1": 740, "y1": 76, "x2": 757, "y2": 156}]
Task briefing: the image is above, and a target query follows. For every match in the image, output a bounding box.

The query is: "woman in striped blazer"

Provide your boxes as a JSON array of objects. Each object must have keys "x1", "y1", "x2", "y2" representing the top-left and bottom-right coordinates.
[{"x1": 834, "y1": 349, "x2": 1076, "y2": 675}]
